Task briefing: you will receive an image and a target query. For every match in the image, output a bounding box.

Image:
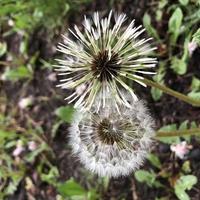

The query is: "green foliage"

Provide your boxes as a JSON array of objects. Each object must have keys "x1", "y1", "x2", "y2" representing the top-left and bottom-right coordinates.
[
  {"x1": 0, "y1": 129, "x2": 16, "y2": 141},
  {"x1": 151, "y1": 63, "x2": 165, "y2": 101},
  {"x1": 0, "y1": 129, "x2": 24, "y2": 198},
  {"x1": 55, "y1": 106, "x2": 75, "y2": 123},
  {"x1": 170, "y1": 57, "x2": 187, "y2": 75},
  {"x1": 158, "y1": 124, "x2": 180, "y2": 144},
  {"x1": 147, "y1": 153, "x2": 162, "y2": 169},
  {"x1": 192, "y1": 28, "x2": 200, "y2": 45},
  {"x1": 182, "y1": 161, "x2": 191, "y2": 173},
  {"x1": 135, "y1": 170, "x2": 163, "y2": 188},
  {"x1": 25, "y1": 142, "x2": 49, "y2": 163},
  {"x1": 143, "y1": 13, "x2": 160, "y2": 40},
  {"x1": 168, "y1": 7, "x2": 183, "y2": 44},
  {"x1": 158, "y1": 120, "x2": 197, "y2": 144},
  {"x1": 57, "y1": 179, "x2": 86, "y2": 197},
  {"x1": 40, "y1": 166, "x2": 59, "y2": 186},
  {"x1": 188, "y1": 77, "x2": 200, "y2": 100},
  {"x1": 2, "y1": 66, "x2": 33, "y2": 81},
  {"x1": 174, "y1": 175, "x2": 197, "y2": 200},
  {"x1": 155, "y1": 0, "x2": 168, "y2": 21},
  {"x1": 0, "y1": 0, "x2": 91, "y2": 31},
  {"x1": 179, "y1": 0, "x2": 189, "y2": 6},
  {"x1": 188, "y1": 91, "x2": 200, "y2": 100},
  {"x1": 0, "y1": 41, "x2": 7, "y2": 57}
]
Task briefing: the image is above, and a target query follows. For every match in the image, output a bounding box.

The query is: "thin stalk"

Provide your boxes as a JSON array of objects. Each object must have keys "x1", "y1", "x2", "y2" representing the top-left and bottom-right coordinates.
[
  {"x1": 131, "y1": 76, "x2": 200, "y2": 107},
  {"x1": 0, "y1": 61, "x2": 9, "y2": 66},
  {"x1": 156, "y1": 128, "x2": 200, "y2": 138}
]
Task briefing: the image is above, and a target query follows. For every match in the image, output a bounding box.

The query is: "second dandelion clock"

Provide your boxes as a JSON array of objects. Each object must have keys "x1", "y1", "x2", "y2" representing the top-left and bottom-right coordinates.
[{"x1": 69, "y1": 98, "x2": 155, "y2": 177}]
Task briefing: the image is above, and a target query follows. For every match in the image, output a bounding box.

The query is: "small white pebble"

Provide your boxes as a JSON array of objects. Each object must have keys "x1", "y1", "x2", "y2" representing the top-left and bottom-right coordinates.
[
  {"x1": 8, "y1": 19, "x2": 14, "y2": 26},
  {"x1": 47, "y1": 73, "x2": 57, "y2": 82},
  {"x1": 18, "y1": 96, "x2": 34, "y2": 109}
]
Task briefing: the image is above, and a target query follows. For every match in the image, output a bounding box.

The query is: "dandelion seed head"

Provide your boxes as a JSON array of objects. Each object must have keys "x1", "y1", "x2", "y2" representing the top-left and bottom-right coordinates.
[
  {"x1": 56, "y1": 11, "x2": 157, "y2": 110},
  {"x1": 69, "y1": 98, "x2": 155, "y2": 177}
]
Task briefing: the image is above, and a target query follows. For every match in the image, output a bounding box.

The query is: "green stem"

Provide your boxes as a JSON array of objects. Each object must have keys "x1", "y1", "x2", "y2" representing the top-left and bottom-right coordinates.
[
  {"x1": 156, "y1": 128, "x2": 200, "y2": 138},
  {"x1": 133, "y1": 77, "x2": 200, "y2": 107},
  {"x1": 0, "y1": 61, "x2": 9, "y2": 66}
]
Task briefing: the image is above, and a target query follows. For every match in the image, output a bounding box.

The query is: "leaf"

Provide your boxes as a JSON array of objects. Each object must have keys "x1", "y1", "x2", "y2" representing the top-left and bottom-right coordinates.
[
  {"x1": 57, "y1": 178, "x2": 86, "y2": 198},
  {"x1": 25, "y1": 143, "x2": 48, "y2": 162},
  {"x1": 0, "y1": 42, "x2": 7, "y2": 57},
  {"x1": 0, "y1": 129, "x2": 16, "y2": 143},
  {"x1": 151, "y1": 87, "x2": 163, "y2": 101},
  {"x1": 0, "y1": 3, "x2": 25, "y2": 16},
  {"x1": 188, "y1": 91, "x2": 200, "y2": 100},
  {"x1": 179, "y1": 120, "x2": 188, "y2": 130},
  {"x1": 179, "y1": 120, "x2": 191, "y2": 141},
  {"x1": 182, "y1": 36, "x2": 190, "y2": 61},
  {"x1": 151, "y1": 63, "x2": 165, "y2": 101},
  {"x1": 171, "y1": 57, "x2": 187, "y2": 75},
  {"x1": 191, "y1": 77, "x2": 200, "y2": 91},
  {"x1": 192, "y1": 28, "x2": 200, "y2": 45},
  {"x1": 157, "y1": 124, "x2": 180, "y2": 144},
  {"x1": 51, "y1": 120, "x2": 63, "y2": 138},
  {"x1": 168, "y1": 8, "x2": 183, "y2": 44},
  {"x1": 55, "y1": 106, "x2": 75, "y2": 123},
  {"x1": 135, "y1": 170, "x2": 156, "y2": 186},
  {"x1": 2, "y1": 66, "x2": 32, "y2": 81},
  {"x1": 159, "y1": 124, "x2": 177, "y2": 131},
  {"x1": 176, "y1": 175, "x2": 197, "y2": 190},
  {"x1": 174, "y1": 175, "x2": 197, "y2": 200},
  {"x1": 134, "y1": 170, "x2": 162, "y2": 188},
  {"x1": 191, "y1": 121, "x2": 197, "y2": 129},
  {"x1": 143, "y1": 13, "x2": 160, "y2": 40},
  {"x1": 41, "y1": 166, "x2": 59, "y2": 186},
  {"x1": 87, "y1": 189, "x2": 99, "y2": 200},
  {"x1": 158, "y1": 0, "x2": 168, "y2": 9},
  {"x1": 182, "y1": 161, "x2": 191, "y2": 173},
  {"x1": 179, "y1": 0, "x2": 189, "y2": 6},
  {"x1": 175, "y1": 187, "x2": 190, "y2": 200},
  {"x1": 147, "y1": 153, "x2": 162, "y2": 169}
]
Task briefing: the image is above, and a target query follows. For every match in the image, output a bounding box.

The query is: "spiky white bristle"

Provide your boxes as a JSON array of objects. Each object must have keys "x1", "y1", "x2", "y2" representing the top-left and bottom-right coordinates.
[{"x1": 56, "y1": 11, "x2": 157, "y2": 110}]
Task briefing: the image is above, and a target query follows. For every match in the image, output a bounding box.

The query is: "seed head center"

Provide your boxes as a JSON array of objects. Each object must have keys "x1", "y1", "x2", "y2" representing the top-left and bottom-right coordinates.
[
  {"x1": 97, "y1": 118, "x2": 122, "y2": 145},
  {"x1": 91, "y1": 50, "x2": 120, "y2": 81}
]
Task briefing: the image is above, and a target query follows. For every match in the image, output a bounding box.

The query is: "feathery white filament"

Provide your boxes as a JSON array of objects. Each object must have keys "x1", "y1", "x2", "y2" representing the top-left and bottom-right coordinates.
[{"x1": 69, "y1": 98, "x2": 155, "y2": 177}]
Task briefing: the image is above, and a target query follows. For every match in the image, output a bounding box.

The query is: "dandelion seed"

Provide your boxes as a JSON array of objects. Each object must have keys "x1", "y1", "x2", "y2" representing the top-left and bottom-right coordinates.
[
  {"x1": 69, "y1": 98, "x2": 155, "y2": 177},
  {"x1": 55, "y1": 11, "x2": 157, "y2": 110}
]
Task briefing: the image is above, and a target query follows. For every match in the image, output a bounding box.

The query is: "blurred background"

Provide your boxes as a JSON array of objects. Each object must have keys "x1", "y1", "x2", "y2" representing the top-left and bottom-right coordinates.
[{"x1": 0, "y1": 0, "x2": 200, "y2": 199}]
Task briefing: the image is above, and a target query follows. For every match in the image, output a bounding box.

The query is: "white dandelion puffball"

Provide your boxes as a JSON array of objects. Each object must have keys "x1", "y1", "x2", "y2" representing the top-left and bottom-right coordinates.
[
  {"x1": 69, "y1": 99, "x2": 155, "y2": 178},
  {"x1": 55, "y1": 11, "x2": 157, "y2": 110}
]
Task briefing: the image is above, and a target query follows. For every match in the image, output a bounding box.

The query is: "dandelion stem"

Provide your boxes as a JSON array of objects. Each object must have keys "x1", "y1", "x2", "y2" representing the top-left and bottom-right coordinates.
[
  {"x1": 156, "y1": 128, "x2": 200, "y2": 138},
  {"x1": 0, "y1": 61, "x2": 9, "y2": 66},
  {"x1": 138, "y1": 77, "x2": 200, "y2": 107}
]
